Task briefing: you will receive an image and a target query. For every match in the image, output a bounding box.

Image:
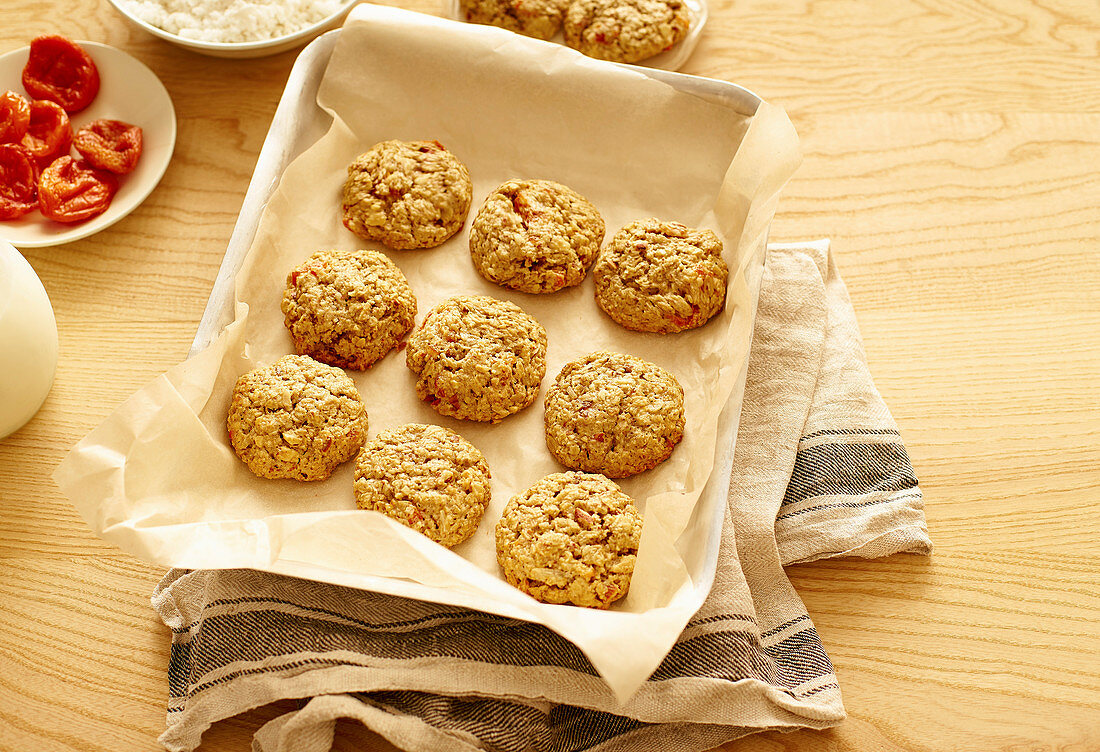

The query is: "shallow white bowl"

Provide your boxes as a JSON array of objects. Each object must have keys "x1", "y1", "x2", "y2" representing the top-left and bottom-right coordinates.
[{"x1": 105, "y1": 0, "x2": 359, "y2": 58}]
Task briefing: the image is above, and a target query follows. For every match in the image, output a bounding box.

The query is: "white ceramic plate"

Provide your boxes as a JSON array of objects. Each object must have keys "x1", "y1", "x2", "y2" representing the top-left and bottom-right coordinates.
[
  {"x1": 0, "y1": 41, "x2": 176, "y2": 248},
  {"x1": 446, "y1": 0, "x2": 708, "y2": 71}
]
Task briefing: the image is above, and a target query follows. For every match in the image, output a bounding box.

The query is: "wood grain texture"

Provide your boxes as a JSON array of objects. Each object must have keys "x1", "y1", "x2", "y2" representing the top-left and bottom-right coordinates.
[{"x1": 0, "y1": 0, "x2": 1097, "y2": 750}]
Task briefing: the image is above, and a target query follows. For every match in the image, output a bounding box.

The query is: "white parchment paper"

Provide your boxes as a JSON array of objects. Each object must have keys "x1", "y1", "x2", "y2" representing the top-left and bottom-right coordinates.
[{"x1": 55, "y1": 4, "x2": 800, "y2": 701}]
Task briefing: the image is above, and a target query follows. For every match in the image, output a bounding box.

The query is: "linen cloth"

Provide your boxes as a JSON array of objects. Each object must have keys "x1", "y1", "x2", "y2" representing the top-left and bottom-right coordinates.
[{"x1": 153, "y1": 240, "x2": 932, "y2": 752}]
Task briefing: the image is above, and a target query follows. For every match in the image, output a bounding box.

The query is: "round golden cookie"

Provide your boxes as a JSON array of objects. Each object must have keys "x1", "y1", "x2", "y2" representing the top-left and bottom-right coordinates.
[
  {"x1": 544, "y1": 351, "x2": 684, "y2": 478},
  {"x1": 495, "y1": 471, "x2": 643, "y2": 609},
  {"x1": 226, "y1": 355, "x2": 368, "y2": 481},
  {"x1": 280, "y1": 249, "x2": 417, "y2": 371},
  {"x1": 460, "y1": 0, "x2": 568, "y2": 39},
  {"x1": 563, "y1": 0, "x2": 690, "y2": 64},
  {"x1": 405, "y1": 295, "x2": 548, "y2": 423},
  {"x1": 341, "y1": 140, "x2": 473, "y2": 250},
  {"x1": 353, "y1": 423, "x2": 491, "y2": 548},
  {"x1": 469, "y1": 179, "x2": 605, "y2": 294},
  {"x1": 593, "y1": 218, "x2": 727, "y2": 333}
]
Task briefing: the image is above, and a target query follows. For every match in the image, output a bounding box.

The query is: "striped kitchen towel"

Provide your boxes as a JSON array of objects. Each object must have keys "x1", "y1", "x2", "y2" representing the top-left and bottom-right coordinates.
[{"x1": 153, "y1": 240, "x2": 931, "y2": 752}]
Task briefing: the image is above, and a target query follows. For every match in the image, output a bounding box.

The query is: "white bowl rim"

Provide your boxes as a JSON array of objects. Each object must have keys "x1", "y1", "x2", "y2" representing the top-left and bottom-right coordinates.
[{"x1": 105, "y1": 0, "x2": 358, "y2": 51}]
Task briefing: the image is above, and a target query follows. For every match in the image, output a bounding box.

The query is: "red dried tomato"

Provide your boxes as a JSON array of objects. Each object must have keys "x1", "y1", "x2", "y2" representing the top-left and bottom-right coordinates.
[
  {"x1": 20, "y1": 99, "x2": 72, "y2": 165},
  {"x1": 0, "y1": 91, "x2": 31, "y2": 144},
  {"x1": 38, "y1": 156, "x2": 117, "y2": 224},
  {"x1": 0, "y1": 143, "x2": 39, "y2": 220},
  {"x1": 21, "y1": 35, "x2": 101, "y2": 114},
  {"x1": 73, "y1": 119, "x2": 143, "y2": 174}
]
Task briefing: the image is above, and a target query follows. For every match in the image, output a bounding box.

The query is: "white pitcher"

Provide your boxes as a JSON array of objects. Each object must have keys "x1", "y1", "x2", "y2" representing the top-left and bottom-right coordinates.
[{"x1": 0, "y1": 239, "x2": 58, "y2": 439}]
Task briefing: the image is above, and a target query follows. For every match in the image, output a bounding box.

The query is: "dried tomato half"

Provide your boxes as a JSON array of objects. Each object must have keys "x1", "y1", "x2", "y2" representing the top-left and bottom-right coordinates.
[
  {"x1": 73, "y1": 119, "x2": 143, "y2": 174},
  {"x1": 0, "y1": 91, "x2": 31, "y2": 144},
  {"x1": 0, "y1": 143, "x2": 39, "y2": 220},
  {"x1": 38, "y1": 156, "x2": 117, "y2": 224},
  {"x1": 21, "y1": 35, "x2": 101, "y2": 113},
  {"x1": 20, "y1": 99, "x2": 72, "y2": 165}
]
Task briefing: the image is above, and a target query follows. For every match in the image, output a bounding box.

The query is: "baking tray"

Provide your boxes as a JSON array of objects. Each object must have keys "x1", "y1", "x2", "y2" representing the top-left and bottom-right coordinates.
[
  {"x1": 191, "y1": 29, "x2": 757, "y2": 616},
  {"x1": 58, "y1": 6, "x2": 799, "y2": 700}
]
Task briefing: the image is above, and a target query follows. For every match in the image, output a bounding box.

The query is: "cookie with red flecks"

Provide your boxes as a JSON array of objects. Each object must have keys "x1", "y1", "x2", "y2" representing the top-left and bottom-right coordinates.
[
  {"x1": 544, "y1": 350, "x2": 684, "y2": 478},
  {"x1": 341, "y1": 139, "x2": 472, "y2": 250},
  {"x1": 563, "y1": 0, "x2": 690, "y2": 64},
  {"x1": 469, "y1": 178, "x2": 604, "y2": 294},
  {"x1": 593, "y1": 218, "x2": 727, "y2": 333},
  {"x1": 353, "y1": 423, "x2": 490, "y2": 547},
  {"x1": 227, "y1": 355, "x2": 368, "y2": 481},
  {"x1": 281, "y1": 249, "x2": 417, "y2": 370},
  {"x1": 496, "y1": 471, "x2": 642, "y2": 609},
  {"x1": 460, "y1": 0, "x2": 568, "y2": 40},
  {"x1": 405, "y1": 295, "x2": 547, "y2": 423}
]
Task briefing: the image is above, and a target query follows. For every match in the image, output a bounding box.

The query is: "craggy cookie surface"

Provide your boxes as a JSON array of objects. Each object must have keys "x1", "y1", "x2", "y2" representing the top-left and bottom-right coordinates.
[
  {"x1": 405, "y1": 295, "x2": 548, "y2": 422},
  {"x1": 353, "y1": 423, "x2": 491, "y2": 547},
  {"x1": 594, "y1": 218, "x2": 727, "y2": 333},
  {"x1": 495, "y1": 471, "x2": 642, "y2": 608},
  {"x1": 281, "y1": 249, "x2": 417, "y2": 370},
  {"x1": 227, "y1": 355, "x2": 368, "y2": 481},
  {"x1": 460, "y1": 0, "x2": 567, "y2": 39},
  {"x1": 469, "y1": 179, "x2": 604, "y2": 294},
  {"x1": 341, "y1": 140, "x2": 473, "y2": 250},
  {"x1": 545, "y1": 351, "x2": 684, "y2": 478},
  {"x1": 564, "y1": 0, "x2": 690, "y2": 63}
]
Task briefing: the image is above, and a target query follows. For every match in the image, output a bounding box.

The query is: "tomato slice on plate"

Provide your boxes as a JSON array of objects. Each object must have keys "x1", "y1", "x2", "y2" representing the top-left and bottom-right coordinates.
[
  {"x1": 20, "y1": 99, "x2": 72, "y2": 165},
  {"x1": 0, "y1": 143, "x2": 40, "y2": 220},
  {"x1": 38, "y1": 156, "x2": 118, "y2": 224},
  {"x1": 21, "y1": 35, "x2": 101, "y2": 114},
  {"x1": 73, "y1": 119, "x2": 143, "y2": 174},
  {"x1": 0, "y1": 91, "x2": 31, "y2": 144}
]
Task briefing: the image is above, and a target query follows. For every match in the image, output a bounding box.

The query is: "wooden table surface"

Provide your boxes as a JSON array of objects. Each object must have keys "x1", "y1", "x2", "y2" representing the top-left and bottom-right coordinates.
[{"x1": 2, "y1": 0, "x2": 1098, "y2": 750}]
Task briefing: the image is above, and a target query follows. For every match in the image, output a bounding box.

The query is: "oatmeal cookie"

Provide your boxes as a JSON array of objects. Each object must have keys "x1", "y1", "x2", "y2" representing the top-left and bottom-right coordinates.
[
  {"x1": 405, "y1": 295, "x2": 548, "y2": 422},
  {"x1": 469, "y1": 179, "x2": 605, "y2": 294},
  {"x1": 281, "y1": 249, "x2": 417, "y2": 370},
  {"x1": 341, "y1": 140, "x2": 473, "y2": 250},
  {"x1": 594, "y1": 218, "x2": 727, "y2": 333},
  {"x1": 495, "y1": 471, "x2": 643, "y2": 608},
  {"x1": 460, "y1": 0, "x2": 567, "y2": 39},
  {"x1": 353, "y1": 423, "x2": 491, "y2": 547},
  {"x1": 563, "y1": 0, "x2": 690, "y2": 64},
  {"x1": 544, "y1": 351, "x2": 684, "y2": 477},
  {"x1": 227, "y1": 355, "x2": 368, "y2": 481}
]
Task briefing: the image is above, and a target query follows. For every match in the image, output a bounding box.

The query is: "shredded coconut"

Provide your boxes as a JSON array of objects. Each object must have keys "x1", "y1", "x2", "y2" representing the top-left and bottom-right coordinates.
[{"x1": 119, "y1": 0, "x2": 344, "y2": 43}]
